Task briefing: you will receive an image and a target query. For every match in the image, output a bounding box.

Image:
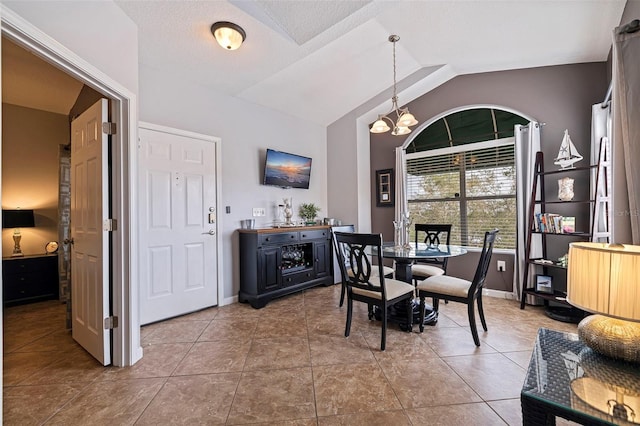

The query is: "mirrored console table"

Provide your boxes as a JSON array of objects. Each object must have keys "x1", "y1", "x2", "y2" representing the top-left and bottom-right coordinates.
[{"x1": 522, "y1": 328, "x2": 640, "y2": 426}]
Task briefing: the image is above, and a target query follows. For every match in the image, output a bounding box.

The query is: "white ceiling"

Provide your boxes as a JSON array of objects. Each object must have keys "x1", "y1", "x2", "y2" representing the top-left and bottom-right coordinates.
[
  {"x1": 1, "y1": 1, "x2": 627, "y2": 123},
  {"x1": 115, "y1": 0, "x2": 627, "y2": 126}
]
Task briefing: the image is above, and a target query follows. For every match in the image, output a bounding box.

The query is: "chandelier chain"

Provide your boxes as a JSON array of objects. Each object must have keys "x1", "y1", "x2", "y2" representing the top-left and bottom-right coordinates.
[
  {"x1": 369, "y1": 34, "x2": 418, "y2": 136},
  {"x1": 392, "y1": 37, "x2": 397, "y2": 105}
]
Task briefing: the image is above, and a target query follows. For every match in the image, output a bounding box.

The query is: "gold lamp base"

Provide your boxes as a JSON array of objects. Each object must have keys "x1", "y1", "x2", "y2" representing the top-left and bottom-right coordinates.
[
  {"x1": 11, "y1": 231, "x2": 24, "y2": 257},
  {"x1": 578, "y1": 315, "x2": 640, "y2": 364}
]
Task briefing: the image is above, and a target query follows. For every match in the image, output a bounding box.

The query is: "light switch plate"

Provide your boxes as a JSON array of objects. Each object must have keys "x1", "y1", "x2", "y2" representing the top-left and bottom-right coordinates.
[{"x1": 252, "y1": 208, "x2": 266, "y2": 217}]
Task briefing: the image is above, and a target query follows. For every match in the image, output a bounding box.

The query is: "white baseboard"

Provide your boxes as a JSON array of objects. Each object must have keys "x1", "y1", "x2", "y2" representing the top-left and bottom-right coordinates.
[
  {"x1": 483, "y1": 288, "x2": 517, "y2": 300},
  {"x1": 221, "y1": 295, "x2": 239, "y2": 307}
]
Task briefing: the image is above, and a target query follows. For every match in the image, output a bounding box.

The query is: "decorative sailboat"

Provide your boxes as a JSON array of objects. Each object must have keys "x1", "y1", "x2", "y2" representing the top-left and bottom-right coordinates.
[{"x1": 554, "y1": 129, "x2": 583, "y2": 169}]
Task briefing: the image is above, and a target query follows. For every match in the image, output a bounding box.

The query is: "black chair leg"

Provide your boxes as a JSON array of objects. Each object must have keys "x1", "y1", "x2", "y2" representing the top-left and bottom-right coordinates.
[
  {"x1": 478, "y1": 295, "x2": 488, "y2": 331},
  {"x1": 418, "y1": 296, "x2": 425, "y2": 333},
  {"x1": 406, "y1": 298, "x2": 413, "y2": 332},
  {"x1": 380, "y1": 305, "x2": 387, "y2": 351},
  {"x1": 339, "y1": 283, "x2": 346, "y2": 307},
  {"x1": 433, "y1": 298, "x2": 440, "y2": 312},
  {"x1": 468, "y1": 301, "x2": 480, "y2": 346},
  {"x1": 345, "y1": 297, "x2": 353, "y2": 338}
]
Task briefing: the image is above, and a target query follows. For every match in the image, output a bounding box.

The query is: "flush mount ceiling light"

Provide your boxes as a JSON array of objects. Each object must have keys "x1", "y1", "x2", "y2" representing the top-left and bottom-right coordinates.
[
  {"x1": 211, "y1": 21, "x2": 246, "y2": 51},
  {"x1": 370, "y1": 35, "x2": 419, "y2": 136}
]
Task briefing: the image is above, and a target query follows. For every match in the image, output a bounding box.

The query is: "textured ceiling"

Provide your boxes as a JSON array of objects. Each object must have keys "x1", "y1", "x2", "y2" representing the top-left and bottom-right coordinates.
[{"x1": 3, "y1": 1, "x2": 627, "y2": 125}]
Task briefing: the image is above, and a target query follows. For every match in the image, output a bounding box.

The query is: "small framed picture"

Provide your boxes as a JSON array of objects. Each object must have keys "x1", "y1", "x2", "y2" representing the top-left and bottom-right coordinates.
[
  {"x1": 535, "y1": 274, "x2": 553, "y2": 294},
  {"x1": 376, "y1": 169, "x2": 395, "y2": 207}
]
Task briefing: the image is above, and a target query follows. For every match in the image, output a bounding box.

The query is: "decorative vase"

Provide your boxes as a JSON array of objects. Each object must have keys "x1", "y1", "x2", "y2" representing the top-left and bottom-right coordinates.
[
  {"x1": 402, "y1": 215, "x2": 412, "y2": 250},
  {"x1": 558, "y1": 177, "x2": 575, "y2": 201},
  {"x1": 393, "y1": 220, "x2": 404, "y2": 249},
  {"x1": 283, "y1": 198, "x2": 293, "y2": 225}
]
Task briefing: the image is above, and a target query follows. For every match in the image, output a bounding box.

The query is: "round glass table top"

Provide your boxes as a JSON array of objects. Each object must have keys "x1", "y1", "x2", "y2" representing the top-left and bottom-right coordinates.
[{"x1": 377, "y1": 243, "x2": 467, "y2": 260}]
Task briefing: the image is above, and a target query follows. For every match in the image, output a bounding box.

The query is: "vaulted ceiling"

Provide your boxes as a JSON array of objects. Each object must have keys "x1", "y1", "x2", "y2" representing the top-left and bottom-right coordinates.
[
  {"x1": 116, "y1": 0, "x2": 626, "y2": 126},
  {"x1": 2, "y1": 1, "x2": 628, "y2": 123}
]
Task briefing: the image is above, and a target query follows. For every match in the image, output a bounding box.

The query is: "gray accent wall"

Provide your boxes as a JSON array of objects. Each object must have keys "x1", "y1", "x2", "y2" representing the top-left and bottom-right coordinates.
[{"x1": 369, "y1": 62, "x2": 608, "y2": 292}]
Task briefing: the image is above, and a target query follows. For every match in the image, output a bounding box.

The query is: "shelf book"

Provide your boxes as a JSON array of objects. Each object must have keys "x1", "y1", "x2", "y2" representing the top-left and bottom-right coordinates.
[{"x1": 533, "y1": 213, "x2": 575, "y2": 234}]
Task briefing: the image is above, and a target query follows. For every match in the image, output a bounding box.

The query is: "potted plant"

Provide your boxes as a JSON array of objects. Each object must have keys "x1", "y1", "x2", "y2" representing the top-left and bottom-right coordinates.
[{"x1": 298, "y1": 203, "x2": 320, "y2": 225}]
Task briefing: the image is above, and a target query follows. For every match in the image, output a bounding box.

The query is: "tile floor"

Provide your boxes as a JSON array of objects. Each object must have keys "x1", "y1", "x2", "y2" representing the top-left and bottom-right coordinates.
[{"x1": 3, "y1": 285, "x2": 580, "y2": 425}]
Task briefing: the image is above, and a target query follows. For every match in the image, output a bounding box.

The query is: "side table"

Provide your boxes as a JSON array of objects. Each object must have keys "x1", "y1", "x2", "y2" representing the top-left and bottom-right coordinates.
[
  {"x1": 3, "y1": 254, "x2": 59, "y2": 306},
  {"x1": 521, "y1": 328, "x2": 640, "y2": 426}
]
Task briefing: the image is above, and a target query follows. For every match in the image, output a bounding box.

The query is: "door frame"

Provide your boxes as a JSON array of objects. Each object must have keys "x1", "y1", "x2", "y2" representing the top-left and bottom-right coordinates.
[
  {"x1": 138, "y1": 121, "x2": 224, "y2": 316},
  {"x1": 1, "y1": 8, "x2": 142, "y2": 366}
]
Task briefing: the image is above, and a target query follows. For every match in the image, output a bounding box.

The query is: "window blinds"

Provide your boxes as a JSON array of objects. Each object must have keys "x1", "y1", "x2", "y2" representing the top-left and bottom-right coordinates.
[{"x1": 406, "y1": 143, "x2": 516, "y2": 249}]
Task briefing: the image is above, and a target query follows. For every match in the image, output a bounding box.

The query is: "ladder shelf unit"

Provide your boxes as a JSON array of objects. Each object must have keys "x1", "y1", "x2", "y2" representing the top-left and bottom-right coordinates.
[{"x1": 519, "y1": 146, "x2": 610, "y2": 322}]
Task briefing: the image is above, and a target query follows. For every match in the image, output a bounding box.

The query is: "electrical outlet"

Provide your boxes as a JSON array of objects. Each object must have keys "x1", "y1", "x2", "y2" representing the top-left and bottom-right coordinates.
[
  {"x1": 497, "y1": 260, "x2": 506, "y2": 272},
  {"x1": 252, "y1": 208, "x2": 266, "y2": 217}
]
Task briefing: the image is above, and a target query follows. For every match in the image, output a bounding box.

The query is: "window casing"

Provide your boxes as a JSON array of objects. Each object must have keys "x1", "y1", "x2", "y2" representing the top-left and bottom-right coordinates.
[{"x1": 406, "y1": 138, "x2": 516, "y2": 249}]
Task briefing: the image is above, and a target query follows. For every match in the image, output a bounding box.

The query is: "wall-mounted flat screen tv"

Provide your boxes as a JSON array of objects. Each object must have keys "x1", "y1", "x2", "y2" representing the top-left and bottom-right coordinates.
[{"x1": 263, "y1": 149, "x2": 312, "y2": 189}]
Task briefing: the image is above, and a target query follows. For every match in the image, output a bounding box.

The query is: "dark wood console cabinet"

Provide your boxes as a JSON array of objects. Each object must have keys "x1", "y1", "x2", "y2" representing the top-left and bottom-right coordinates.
[
  {"x1": 239, "y1": 225, "x2": 333, "y2": 308},
  {"x1": 3, "y1": 254, "x2": 59, "y2": 306}
]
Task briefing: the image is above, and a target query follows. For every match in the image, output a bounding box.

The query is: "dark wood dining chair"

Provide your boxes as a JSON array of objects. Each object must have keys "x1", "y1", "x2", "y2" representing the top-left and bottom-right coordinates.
[
  {"x1": 411, "y1": 224, "x2": 452, "y2": 285},
  {"x1": 331, "y1": 226, "x2": 393, "y2": 307},
  {"x1": 333, "y1": 232, "x2": 415, "y2": 350},
  {"x1": 416, "y1": 229, "x2": 499, "y2": 346}
]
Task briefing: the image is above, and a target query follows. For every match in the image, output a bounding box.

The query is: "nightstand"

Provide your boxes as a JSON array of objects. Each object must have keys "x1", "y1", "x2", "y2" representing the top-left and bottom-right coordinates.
[{"x1": 3, "y1": 254, "x2": 59, "y2": 306}]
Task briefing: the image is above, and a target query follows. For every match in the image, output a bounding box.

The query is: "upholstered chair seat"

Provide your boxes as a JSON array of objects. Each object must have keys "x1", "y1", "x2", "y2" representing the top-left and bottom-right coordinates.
[{"x1": 416, "y1": 229, "x2": 499, "y2": 347}]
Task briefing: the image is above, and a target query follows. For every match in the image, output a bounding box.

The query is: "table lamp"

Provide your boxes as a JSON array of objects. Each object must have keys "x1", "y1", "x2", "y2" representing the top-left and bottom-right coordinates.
[
  {"x1": 2, "y1": 209, "x2": 35, "y2": 257},
  {"x1": 567, "y1": 242, "x2": 640, "y2": 363}
]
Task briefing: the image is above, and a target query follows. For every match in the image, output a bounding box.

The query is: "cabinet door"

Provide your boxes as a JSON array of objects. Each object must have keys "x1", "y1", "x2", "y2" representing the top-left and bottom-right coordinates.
[
  {"x1": 314, "y1": 240, "x2": 331, "y2": 278},
  {"x1": 258, "y1": 247, "x2": 281, "y2": 292}
]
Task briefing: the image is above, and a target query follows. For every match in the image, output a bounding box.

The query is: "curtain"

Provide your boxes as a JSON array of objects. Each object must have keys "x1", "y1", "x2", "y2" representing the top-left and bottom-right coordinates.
[
  {"x1": 394, "y1": 146, "x2": 408, "y2": 223},
  {"x1": 612, "y1": 20, "x2": 640, "y2": 244},
  {"x1": 515, "y1": 122, "x2": 541, "y2": 302},
  {"x1": 590, "y1": 102, "x2": 612, "y2": 242}
]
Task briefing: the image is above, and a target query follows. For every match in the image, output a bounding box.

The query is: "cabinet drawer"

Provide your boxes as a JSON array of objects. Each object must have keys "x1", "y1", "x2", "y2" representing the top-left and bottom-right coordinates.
[
  {"x1": 4, "y1": 274, "x2": 57, "y2": 301},
  {"x1": 281, "y1": 269, "x2": 314, "y2": 287},
  {"x1": 300, "y1": 229, "x2": 328, "y2": 241},
  {"x1": 3, "y1": 255, "x2": 59, "y2": 305},
  {"x1": 259, "y1": 232, "x2": 299, "y2": 245}
]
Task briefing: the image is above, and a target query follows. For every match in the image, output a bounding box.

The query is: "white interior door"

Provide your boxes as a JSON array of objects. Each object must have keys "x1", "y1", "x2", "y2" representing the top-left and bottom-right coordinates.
[
  {"x1": 70, "y1": 98, "x2": 111, "y2": 365},
  {"x1": 139, "y1": 125, "x2": 218, "y2": 325}
]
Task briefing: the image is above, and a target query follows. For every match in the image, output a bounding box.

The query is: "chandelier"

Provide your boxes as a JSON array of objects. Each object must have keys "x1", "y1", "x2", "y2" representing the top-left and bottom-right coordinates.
[{"x1": 370, "y1": 35, "x2": 419, "y2": 136}]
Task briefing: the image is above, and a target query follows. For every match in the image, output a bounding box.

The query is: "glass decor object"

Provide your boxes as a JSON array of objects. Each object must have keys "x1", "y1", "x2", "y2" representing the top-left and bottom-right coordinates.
[
  {"x1": 558, "y1": 177, "x2": 575, "y2": 201},
  {"x1": 567, "y1": 242, "x2": 640, "y2": 363}
]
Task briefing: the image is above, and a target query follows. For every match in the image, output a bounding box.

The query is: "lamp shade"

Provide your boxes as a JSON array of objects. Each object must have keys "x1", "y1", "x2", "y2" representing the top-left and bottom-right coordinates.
[
  {"x1": 370, "y1": 119, "x2": 390, "y2": 134},
  {"x1": 2, "y1": 209, "x2": 35, "y2": 229},
  {"x1": 567, "y1": 242, "x2": 640, "y2": 322}
]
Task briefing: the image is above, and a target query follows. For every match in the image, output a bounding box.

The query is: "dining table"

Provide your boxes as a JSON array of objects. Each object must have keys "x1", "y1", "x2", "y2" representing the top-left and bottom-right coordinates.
[{"x1": 374, "y1": 242, "x2": 468, "y2": 328}]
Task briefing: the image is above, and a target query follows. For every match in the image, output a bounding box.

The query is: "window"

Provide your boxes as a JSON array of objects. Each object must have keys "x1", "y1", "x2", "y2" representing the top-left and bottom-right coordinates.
[{"x1": 404, "y1": 107, "x2": 528, "y2": 250}]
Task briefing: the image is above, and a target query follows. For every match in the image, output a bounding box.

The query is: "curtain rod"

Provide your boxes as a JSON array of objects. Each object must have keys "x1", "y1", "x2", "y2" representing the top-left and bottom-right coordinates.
[
  {"x1": 602, "y1": 20, "x2": 639, "y2": 109},
  {"x1": 618, "y1": 19, "x2": 639, "y2": 35}
]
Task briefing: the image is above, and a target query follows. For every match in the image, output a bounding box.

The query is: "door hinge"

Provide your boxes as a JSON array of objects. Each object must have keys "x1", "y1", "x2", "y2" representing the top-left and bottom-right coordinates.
[
  {"x1": 103, "y1": 219, "x2": 117, "y2": 231},
  {"x1": 104, "y1": 316, "x2": 118, "y2": 329},
  {"x1": 102, "y1": 122, "x2": 116, "y2": 135}
]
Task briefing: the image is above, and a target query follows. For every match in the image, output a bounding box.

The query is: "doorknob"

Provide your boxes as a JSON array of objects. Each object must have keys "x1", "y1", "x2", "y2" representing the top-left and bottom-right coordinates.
[
  {"x1": 63, "y1": 238, "x2": 74, "y2": 245},
  {"x1": 202, "y1": 229, "x2": 215, "y2": 235}
]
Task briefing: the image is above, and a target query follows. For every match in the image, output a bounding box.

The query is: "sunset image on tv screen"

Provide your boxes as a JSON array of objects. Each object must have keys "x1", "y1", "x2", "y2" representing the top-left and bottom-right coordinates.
[{"x1": 264, "y1": 150, "x2": 312, "y2": 189}]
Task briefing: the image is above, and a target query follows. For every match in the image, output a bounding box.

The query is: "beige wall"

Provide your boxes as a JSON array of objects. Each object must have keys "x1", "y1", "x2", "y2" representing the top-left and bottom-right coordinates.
[{"x1": 2, "y1": 103, "x2": 68, "y2": 257}]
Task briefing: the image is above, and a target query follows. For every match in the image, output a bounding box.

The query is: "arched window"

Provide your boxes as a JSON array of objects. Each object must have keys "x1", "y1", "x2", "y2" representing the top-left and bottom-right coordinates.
[{"x1": 405, "y1": 107, "x2": 529, "y2": 249}]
